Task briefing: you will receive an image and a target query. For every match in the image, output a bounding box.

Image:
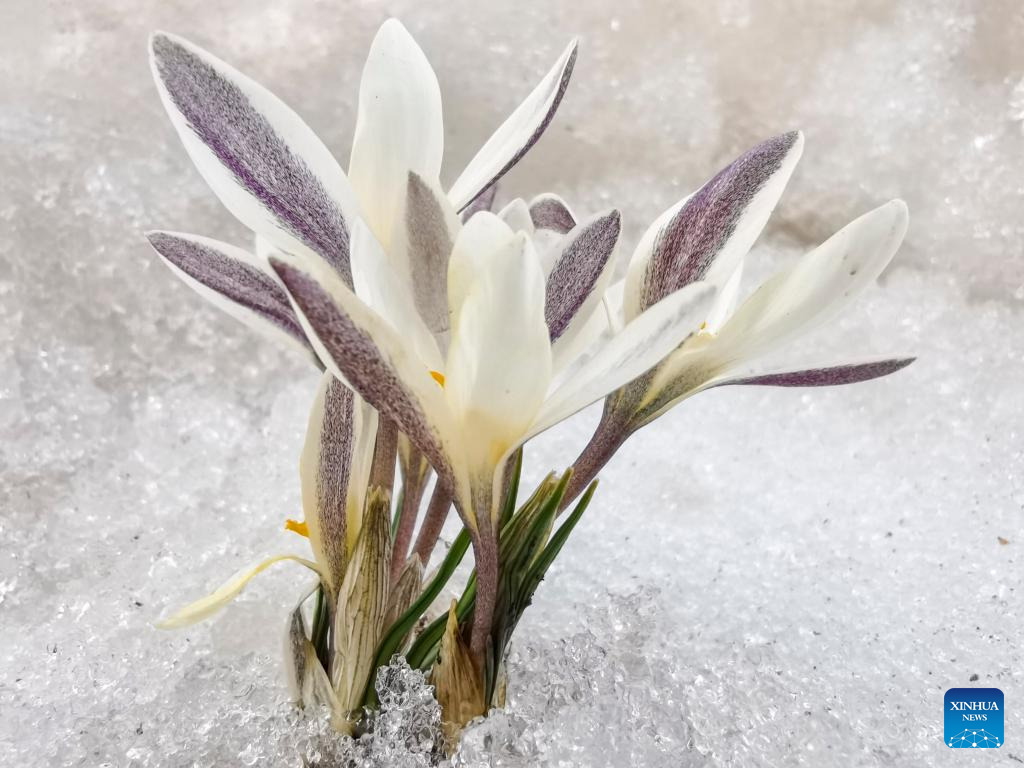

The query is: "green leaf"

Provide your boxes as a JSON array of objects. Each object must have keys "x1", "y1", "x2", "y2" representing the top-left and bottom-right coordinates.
[
  {"x1": 407, "y1": 573, "x2": 476, "y2": 671},
  {"x1": 498, "y1": 449, "x2": 524, "y2": 527},
  {"x1": 362, "y1": 524, "x2": 472, "y2": 708},
  {"x1": 524, "y1": 480, "x2": 597, "y2": 591}
]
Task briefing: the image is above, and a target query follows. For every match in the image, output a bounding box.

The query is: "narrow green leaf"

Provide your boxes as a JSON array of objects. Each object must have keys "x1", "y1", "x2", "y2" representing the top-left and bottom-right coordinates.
[
  {"x1": 407, "y1": 574, "x2": 476, "y2": 670},
  {"x1": 390, "y1": 485, "x2": 406, "y2": 538},
  {"x1": 362, "y1": 525, "x2": 472, "y2": 708},
  {"x1": 498, "y1": 449, "x2": 524, "y2": 527},
  {"x1": 525, "y1": 480, "x2": 597, "y2": 591},
  {"x1": 504, "y1": 470, "x2": 570, "y2": 575}
]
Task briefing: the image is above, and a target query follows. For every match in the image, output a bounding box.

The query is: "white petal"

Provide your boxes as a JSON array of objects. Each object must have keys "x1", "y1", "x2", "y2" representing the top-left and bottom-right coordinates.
[
  {"x1": 709, "y1": 356, "x2": 915, "y2": 389},
  {"x1": 529, "y1": 192, "x2": 577, "y2": 233},
  {"x1": 544, "y1": 210, "x2": 621, "y2": 342},
  {"x1": 445, "y1": 231, "x2": 552, "y2": 460},
  {"x1": 146, "y1": 230, "x2": 317, "y2": 365},
  {"x1": 254, "y1": 234, "x2": 282, "y2": 266},
  {"x1": 271, "y1": 256, "x2": 468, "y2": 517},
  {"x1": 149, "y1": 33, "x2": 360, "y2": 283},
  {"x1": 350, "y1": 220, "x2": 444, "y2": 372},
  {"x1": 529, "y1": 281, "x2": 715, "y2": 437},
  {"x1": 715, "y1": 200, "x2": 909, "y2": 361},
  {"x1": 703, "y1": 258, "x2": 744, "y2": 334},
  {"x1": 447, "y1": 40, "x2": 578, "y2": 211},
  {"x1": 550, "y1": 301, "x2": 610, "y2": 377},
  {"x1": 299, "y1": 373, "x2": 371, "y2": 592},
  {"x1": 622, "y1": 197, "x2": 689, "y2": 322},
  {"x1": 497, "y1": 198, "x2": 535, "y2": 236},
  {"x1": 602, "y1": 279, "x2": 626, "y2": 335},
  {"x1": 348, "y1": 20, "x2": 444, "y2": 250},
  {"x1": 446, "y1": 211, "x2": 518, "y2": 327},
  {"x1": 347, "y1": 395, "x2": 379, "y2": 551},
  {"x1": 389, "y1": 173, "x2": 462, "y2": 341},
  {"x1": 623, "y1": 132, "x2": 803, "y2": 321},
  {"x1": 157, "y1": 554, "x2": 322, "y2": 628}
]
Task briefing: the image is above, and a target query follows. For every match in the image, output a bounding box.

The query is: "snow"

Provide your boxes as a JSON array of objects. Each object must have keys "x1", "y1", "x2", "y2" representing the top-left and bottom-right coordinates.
[{"x1": 1, "y1": 1, "x2": 1022, "y2": 766}]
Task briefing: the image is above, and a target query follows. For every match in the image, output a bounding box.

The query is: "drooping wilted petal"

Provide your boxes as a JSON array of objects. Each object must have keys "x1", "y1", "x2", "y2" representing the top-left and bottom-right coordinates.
[
  {"x1": 624, "y1": 131, "x2": 804, "y2": 319},
  {"x1": 447, "y1": 40, "x2": 578, "y2": 211},
  {"x1": 146, "y1": 231, "x2": 317, "y2": 363},
  {"x1": 529, "y1": 282, "x2": 715, "y2": 438},
  {"x1": 348, "y1": 20, "x2": 444, "y2": 250},
  {"x1": 331, "y1": 489, "x2": 392, "y2": 728},
  {"x1": 529, "y1": 192, "x2": 576, "y2": 233},
  {"x1": 545, "y1": 210, "x2": 621, "y2": 341},
  {"x1": 394, "y1": 173, "x2": 460, "y2": 339},
  {"x1": 714, "y1": 357, "x2": 915, "y2": 388},
  {"x1": 714, "y1": 200, "x2": 909, "y2": 360},
  {"x1": 299, "y1": 373, "x2": 357, "y2": 592},
  {"x1": 459, "y1": 183, "x2": 498, "y2": 223},
  {"x1": 149, "y1": 32, "x2": 359, "y2": 284},
  {"x1": 271, "y1": 257, "x2": 464, "y2": 510},
  {"x1": 156, "y1": 553, "x2": 322, "y2": 629}
]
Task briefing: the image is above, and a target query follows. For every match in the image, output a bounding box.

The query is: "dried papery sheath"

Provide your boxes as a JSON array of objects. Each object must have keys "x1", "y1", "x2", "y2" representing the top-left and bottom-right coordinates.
[
  {"x1": 433, "y1": 601, "x2": 485, "y2": 748},
  {"x1": 332, "y1": 489, "x2": 392, "y2": 732}
]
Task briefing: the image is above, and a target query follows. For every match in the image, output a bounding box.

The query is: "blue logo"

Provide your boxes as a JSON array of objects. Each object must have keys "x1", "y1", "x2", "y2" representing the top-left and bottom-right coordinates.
[{"x1": 945, "y1": 688, "x2": 1003, "y2": 748}]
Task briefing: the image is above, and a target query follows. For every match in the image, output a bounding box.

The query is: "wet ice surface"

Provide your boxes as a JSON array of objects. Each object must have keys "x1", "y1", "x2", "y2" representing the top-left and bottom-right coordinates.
[{"x1": 1, "y1": 0, "x2": 1023, "y2": 766}]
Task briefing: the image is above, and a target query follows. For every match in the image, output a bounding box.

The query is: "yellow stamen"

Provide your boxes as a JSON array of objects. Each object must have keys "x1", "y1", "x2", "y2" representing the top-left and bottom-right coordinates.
[
  {"x1": 699, "y1": 321, "x2": 707, "y2": 331},
  {"x1": 284, "y1": 519, "x2": 309, "y2": 538},
  {"x1": 430, "y1": 370, "x2": 446, "y2": 387}
]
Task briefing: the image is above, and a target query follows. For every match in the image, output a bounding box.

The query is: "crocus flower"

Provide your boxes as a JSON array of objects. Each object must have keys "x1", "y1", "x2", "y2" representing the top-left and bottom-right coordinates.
[
  {"x1": 145, "y1": 19, "x2": 577, "y2": 359},
  {"x1": 144, "y1": 18, "x2": 586, "y2": 637},
  {"x1": 564, "y1": 132, "x2": 913, "y2": 501},
  {"x1": 269, "y1": 210, "x2": 714, "y2": 655}
]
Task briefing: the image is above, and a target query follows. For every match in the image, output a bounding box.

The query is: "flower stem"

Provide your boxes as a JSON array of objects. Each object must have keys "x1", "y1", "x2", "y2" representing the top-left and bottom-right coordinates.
[
  {"x1": 411, "y1": 483, "x2": 452, "y2": 565},
  {"x1": 368, "y1": 419, "x2": 398, "y2": 497},
  {"x1": 469, "y1": 526, "x2": 498, "y2": 665},
  {"x1": 561, "y1": 419, "x2": 629, "y2": 511},
  {"x1": 390, "y1": 466, "x2": 428, "y2": 582}
]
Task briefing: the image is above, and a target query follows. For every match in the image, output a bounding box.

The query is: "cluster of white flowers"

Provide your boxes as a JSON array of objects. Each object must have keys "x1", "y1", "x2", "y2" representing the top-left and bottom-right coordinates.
[{"x1": 145, "y1": 19, "x2": 912, "y2": 746}]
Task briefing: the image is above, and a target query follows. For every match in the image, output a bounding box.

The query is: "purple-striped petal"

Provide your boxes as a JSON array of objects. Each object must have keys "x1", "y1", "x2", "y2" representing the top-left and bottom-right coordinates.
[
  {"x1": 529, "y1": 193, "x2": 576, "y2": 233},
  {"x1": 631, "y1": 131, "x2": 803, "y2": 315},
  {"x1": 347, "y1": 20, "x2": 443, "y2": 250},
  {"x1": 718, "y1": 358, "x2": 915, "y2": 388},
  {"x1": 403, "y1": 172, "x2": 457, "y2": 337},
  {"x1": 459, "y1": 183, "x2": 498, "y2": 223},
  {"x1": 150, "y1": 33, "x2": 358, "y2": 285},
  {"x1": 270, "y1": 259, "x2": 459, "y2": 503},
  {"x1": 146, "y1": 230, "x2": 316, "y2": 360},
  {"x1": 545, "y1": 210, "x2": 621, "y2": 341},
  {"x1": 447, "y1": 40, "x2": 578, "y2": 212},
  {"x1": 299, "y1": 373, "x2": 356, "y2": 592}
]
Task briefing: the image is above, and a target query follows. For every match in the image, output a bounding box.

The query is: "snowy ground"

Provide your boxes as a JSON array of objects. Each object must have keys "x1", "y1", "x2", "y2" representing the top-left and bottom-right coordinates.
[{"x1": 1, "y1": 1, "x2": 1022, "y2": 766}]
